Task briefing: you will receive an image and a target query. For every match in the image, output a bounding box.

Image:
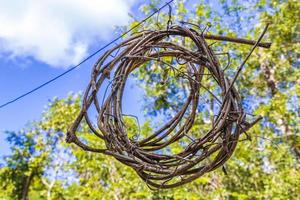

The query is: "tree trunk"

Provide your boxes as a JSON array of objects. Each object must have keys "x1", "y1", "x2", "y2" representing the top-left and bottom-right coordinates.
[
  {"x1": 260, "y1": 60, "x2": 277, "y2": 95},
  {"x1": 259, "y1": 57, "x2": 300, "y2": 160},
  {"x1": 21, "y1": 171, "x2": 34, "y2": 200}
]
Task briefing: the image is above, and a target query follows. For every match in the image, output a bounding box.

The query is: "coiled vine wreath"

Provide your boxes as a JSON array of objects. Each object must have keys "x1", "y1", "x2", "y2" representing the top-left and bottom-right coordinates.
[{"x1": 66, "y1": 22, "x2": 270, "y2": 189}]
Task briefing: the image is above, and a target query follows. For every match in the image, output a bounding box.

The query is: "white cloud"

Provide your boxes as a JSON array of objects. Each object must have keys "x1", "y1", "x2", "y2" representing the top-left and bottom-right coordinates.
[{"x1": 0, "y1": 0, "x2": 135, "y2": 68}]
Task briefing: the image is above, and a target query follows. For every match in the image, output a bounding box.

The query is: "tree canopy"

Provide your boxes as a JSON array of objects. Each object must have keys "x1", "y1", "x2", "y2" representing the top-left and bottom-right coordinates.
[{"x1": 0, "y1": 0, "x2": 299, "y2": 199}]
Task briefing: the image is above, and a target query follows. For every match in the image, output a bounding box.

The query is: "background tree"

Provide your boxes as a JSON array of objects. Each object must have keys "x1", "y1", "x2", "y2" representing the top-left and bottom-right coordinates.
[{"x1": 0, "y1": 0, "x2": 299, "y2": 199}]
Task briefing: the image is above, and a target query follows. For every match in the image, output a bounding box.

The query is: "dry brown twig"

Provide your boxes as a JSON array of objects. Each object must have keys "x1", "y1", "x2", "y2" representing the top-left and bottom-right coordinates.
[{"x1": 66, "y1": 24, "x2": 270, "y2": 189}]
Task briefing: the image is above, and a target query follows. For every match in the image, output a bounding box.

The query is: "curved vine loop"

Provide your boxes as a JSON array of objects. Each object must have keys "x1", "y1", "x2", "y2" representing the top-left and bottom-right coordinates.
[{"x1": 66, "y1": 24, "x2": 270, "y2": 189}]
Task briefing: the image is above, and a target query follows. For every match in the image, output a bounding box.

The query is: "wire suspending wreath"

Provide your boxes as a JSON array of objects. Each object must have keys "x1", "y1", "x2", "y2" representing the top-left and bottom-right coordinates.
[{"x1": 66, "y1": 24, "x2": 270, "y2": 189}]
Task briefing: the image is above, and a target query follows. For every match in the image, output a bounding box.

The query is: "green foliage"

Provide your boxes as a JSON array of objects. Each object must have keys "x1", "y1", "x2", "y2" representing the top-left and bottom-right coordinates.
[{"x1": 0, "y1": 0, "x2": 299, "y2": 199}]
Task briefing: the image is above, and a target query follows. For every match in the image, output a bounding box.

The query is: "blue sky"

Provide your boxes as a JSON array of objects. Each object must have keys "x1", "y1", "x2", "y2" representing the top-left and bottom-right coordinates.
[
  {"x1": 0, "y1": 0, "x2": 267, "y2": 160},
  {"x1": 0, "y1": 0, "x2": 151, "y2": 157}
]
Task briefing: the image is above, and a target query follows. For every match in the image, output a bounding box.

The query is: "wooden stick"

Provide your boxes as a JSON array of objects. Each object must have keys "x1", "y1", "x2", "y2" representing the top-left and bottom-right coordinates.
[{"x1": 204, "y1": 34, "x2": 271, "y2": 49}]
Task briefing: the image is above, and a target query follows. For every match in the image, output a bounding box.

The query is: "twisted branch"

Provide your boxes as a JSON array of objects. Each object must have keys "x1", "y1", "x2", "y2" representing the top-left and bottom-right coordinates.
[{"x1": 66, "y1": 24, "x2": 269, "y2": 189}]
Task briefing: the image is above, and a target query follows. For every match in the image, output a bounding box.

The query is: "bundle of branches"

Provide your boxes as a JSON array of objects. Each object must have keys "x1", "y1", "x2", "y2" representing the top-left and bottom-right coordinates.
[{"x1": 66, "y1": 24, "x2": 270, "y2": 189}]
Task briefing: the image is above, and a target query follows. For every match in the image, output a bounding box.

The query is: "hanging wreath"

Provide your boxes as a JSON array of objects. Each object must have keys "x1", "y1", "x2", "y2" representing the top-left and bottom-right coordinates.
[{"x1": 66, "y1": 23, "x2": 270, "y2": 189}]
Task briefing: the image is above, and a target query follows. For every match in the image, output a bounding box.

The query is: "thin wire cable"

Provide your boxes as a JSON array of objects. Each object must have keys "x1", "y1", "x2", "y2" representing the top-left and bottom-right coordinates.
[{"x1": 0, "y1": 0, "x2": 175, "y2": 110}]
